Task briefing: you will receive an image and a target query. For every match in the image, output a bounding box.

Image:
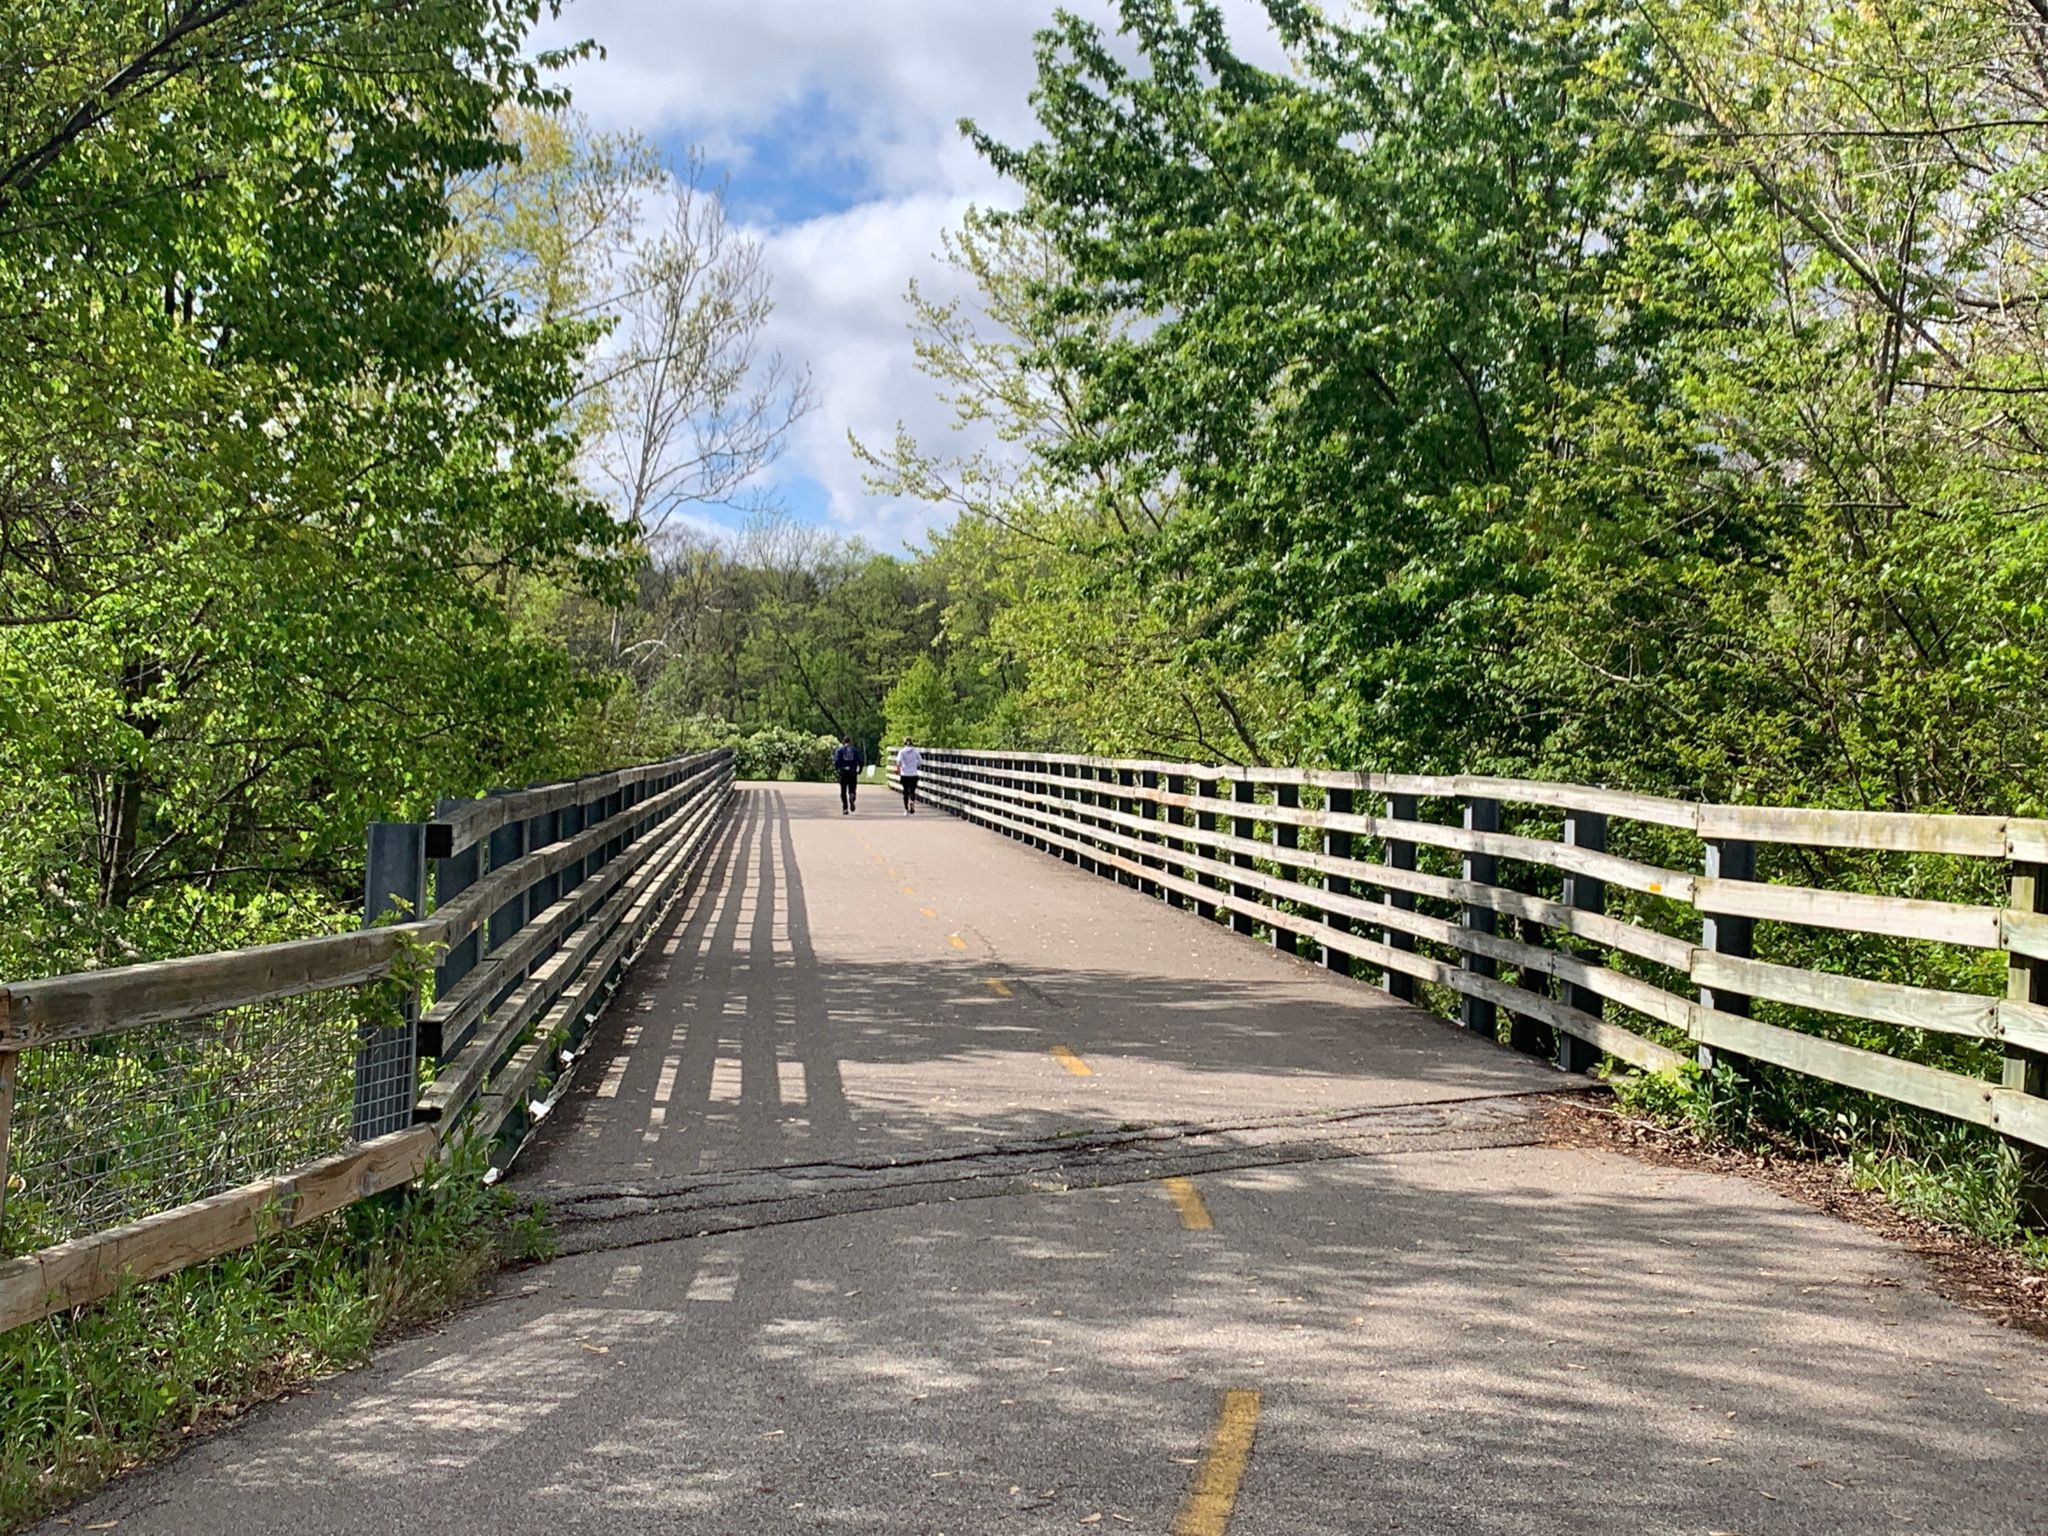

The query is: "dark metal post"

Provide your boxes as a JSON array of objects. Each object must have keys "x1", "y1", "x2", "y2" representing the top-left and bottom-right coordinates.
[
  {"x1": 1558, "y1": 810, "x2": 1608, "y2": 1073},
  {"x1": 1324, "y1": 787, "x2": 1353, "y2": 976},
  {"x1": 1272, "y1": 782, "x2": 1300, "y2": 956},
  {"x1": 1383, "y1": 793, "x2": 1418, "y2": 1001},
  {"x1": 1231, "y1": 777, "x2": 1259, "y2": 936},
  {"x1": 1460, "y1": 797, "x2": 1500, "y2": 1036},
  {"x1": 356, "y1": 820, "x2": 426, "y2": 1139}
]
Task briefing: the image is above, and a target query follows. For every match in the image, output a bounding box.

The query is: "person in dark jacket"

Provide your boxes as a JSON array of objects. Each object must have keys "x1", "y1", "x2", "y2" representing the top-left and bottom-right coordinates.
[{"x1": 832, "y1": 737, "x2": 863, "y2": 814}]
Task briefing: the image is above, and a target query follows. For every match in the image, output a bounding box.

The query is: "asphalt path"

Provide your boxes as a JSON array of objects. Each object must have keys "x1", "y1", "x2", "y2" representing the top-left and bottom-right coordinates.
[{"x1": 49, "y1": 784, "x2": 2048, "y2": 1535}]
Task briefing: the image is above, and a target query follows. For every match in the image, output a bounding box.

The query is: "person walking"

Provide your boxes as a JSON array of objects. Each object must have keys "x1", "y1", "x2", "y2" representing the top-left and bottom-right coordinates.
[
  {"x1": 896, "y1": 738, "x2": 923, "y2": 814},
  {"x1": 832, "y1": 736, "x2": 863, "y2": 815}
]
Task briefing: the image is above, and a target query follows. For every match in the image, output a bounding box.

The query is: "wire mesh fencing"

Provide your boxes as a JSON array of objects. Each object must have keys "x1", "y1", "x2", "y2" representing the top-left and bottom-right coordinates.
[{"x1": 2, "y1": 985, "x2": 371, "y2": 1257}]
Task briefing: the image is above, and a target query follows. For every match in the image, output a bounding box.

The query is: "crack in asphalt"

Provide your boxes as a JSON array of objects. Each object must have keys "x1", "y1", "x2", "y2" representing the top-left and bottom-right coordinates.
[{"x1": 540, "y1": 1089, "x2": 1585, "y2": 1256}]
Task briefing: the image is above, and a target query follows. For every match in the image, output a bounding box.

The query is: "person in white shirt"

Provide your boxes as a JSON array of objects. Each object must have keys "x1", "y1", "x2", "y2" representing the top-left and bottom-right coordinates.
[{"x1": 896, "y1": 739, "x2": 923, "y2": 814}]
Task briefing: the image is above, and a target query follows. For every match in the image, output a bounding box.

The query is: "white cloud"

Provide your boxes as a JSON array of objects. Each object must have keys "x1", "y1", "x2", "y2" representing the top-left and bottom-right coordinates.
[
  {"x1": 535, "y1": 0, "x2": 1291, "y2": 549},
  {"x1": 754, "y1": 194, "x2": 992, "y2": 548}
]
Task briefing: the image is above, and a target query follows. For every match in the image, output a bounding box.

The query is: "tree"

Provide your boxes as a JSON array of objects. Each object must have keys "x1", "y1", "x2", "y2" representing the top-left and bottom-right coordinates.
[
  {"x1": 591, "y1": 167, "x2": 815, "y2": 550},
  {"x1": 0, "y1": 2, "x2": 633, "y2": 969},
  {"x1": 883, "y1": 657, "x2": 958, "y2": 747}
]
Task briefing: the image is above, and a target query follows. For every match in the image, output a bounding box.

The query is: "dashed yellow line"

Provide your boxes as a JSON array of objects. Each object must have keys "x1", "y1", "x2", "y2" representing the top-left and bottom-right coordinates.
[
  {"x1": 947, "y1": 932, "x2": 966, "y2": 950},
  {"x1": 900, "y1": 885, "x2": 915, "y2": 896},
  {"x1": 1160, "y1": 1176, "x2": 1213, "y2": 1231},
  {"x1": 1049, "y1": 1044, "x2": 1092, "y2": 1077},
  {"x1": 921, "y1": 906, "x2": 939, "y2": 918},
  {"x1": 1173, "y1": 1390, "x2": 1261, "y2": 1536},
  {"x1": 985, "y1": 979, "x2": 1013, "y2": 998}
]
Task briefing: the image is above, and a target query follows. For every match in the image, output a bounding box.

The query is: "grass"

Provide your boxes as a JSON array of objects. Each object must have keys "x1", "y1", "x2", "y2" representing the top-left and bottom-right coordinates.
[{"x1": 0, "y1": 1142, "x2": 551, "y2": 1532}]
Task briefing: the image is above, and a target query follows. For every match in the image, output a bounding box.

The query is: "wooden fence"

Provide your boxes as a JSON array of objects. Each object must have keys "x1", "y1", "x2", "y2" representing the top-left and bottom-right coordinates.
[
  {"x1": 908, "y1": 752, "x2": 2048, "y2": 1170},
  {"x1": 0, "y1": 748, "x2": 734, "y2": 1332}
]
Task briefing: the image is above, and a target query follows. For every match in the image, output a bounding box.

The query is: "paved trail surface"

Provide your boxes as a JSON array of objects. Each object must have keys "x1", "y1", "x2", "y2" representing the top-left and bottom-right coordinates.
[{"x1": 53, "y1": 785, "x2": 2048, "y2": 1534}]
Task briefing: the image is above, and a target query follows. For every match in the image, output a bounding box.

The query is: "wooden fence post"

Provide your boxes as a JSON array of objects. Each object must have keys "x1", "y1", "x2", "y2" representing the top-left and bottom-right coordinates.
[
  {"x1": 357, "y1": 820, "x2": 426, "y2": 1140},
  {"x1": 1461, "y1": 797, "x2": 1500, "y2": 1035},
  {"x1": 1128, "y1": 770, "x2": 1158, "y2": 896},
  {"x1": 1060, "y1": 764, "x2": 1080, "y2": 864},
  {"x1": 1698, "y1": 838, "x2": 1756, "y2": 1102},
  {"x1": 1324, "y1": 787, "x2": 1352, "y2": 975},
  {"x1": 1155, "y1": 774, "x2": 1187, "y2": 909},
  {"x1": 1383, "y1": 792, "x2": 1418, "y2": 1001},
  {"x1": 1273, "y1": 782, "x2": 1300, "y2": 955},
  {"x1": 1162, "y1": 774, "x2": 1189, "y2": 909},
  {"x1": 1196, "y1": 775, "x2": 1220, "y2": 921},
  {"x1": 1506, "y1": 863, "x2": 1554, "y2": 1059},
  {"x1": 1232, "y1": 778, "x2": 1260, "y2": 936},
  {"x1": 428, "y1": 796, "x2": 480, "y2": 1063},
  {"x1": 485, "y1": 790, "x2": 530, "y2": 1013},
  {"x1": 0, "y1": 1043, "x2": 16, "y2": 1247},
  {"x1": 1557, "y1": 809, "x2": 1607, "y2": 1074},
  {"x1": 560, "y1": 800, "x2": 586, "y2": 894},
  {"x1": 2006, "y1": 862, "x2": 2048, "y2": 1226},
  {"x1": 1076, "y1": 765, "x2": 1097, "y2": 875}
]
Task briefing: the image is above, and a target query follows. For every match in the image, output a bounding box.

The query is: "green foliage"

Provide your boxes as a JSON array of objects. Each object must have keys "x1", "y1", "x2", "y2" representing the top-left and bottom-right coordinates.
[
  {"x1": 734, "y1": 726, "x2": 837, "y2": 782},
  {"x1": 0, "y1": 2, "x2": 634, "y2": 976},
  {"x1": 1608, "y1": 1061, "x2": 1748, "y2": 1143},
  {"x1": 0, "y1": 1143, "x2": 546, "y2": 1529},
  {"x1": 883, "y1": 657, "x2": 957, "y2": 747}
]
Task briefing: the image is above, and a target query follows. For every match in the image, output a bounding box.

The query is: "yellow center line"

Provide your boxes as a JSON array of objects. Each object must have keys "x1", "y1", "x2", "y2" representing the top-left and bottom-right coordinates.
[
  {"x1": 985, "y1": 979, "x2": 1013, "y2": 998},
  {"x1": 921, "y1": 907, "x2": 939, "y2": 919},
  {"x1": 1049, "y1": 1044, "x2": 1092, "y2": 1076},
  {"x1": 1160, "y1": 1176, "x2": 1213, "y2": 1231},
  {"x1": 1173, "y1": 1390, "x2": 1261, "y2": 1536},
  {"x1": 900, "y1": 885, "x2": 915, "y2": 896},
  {"x1": 947, "y1": 932, "x2": 966, "y2": 949}
]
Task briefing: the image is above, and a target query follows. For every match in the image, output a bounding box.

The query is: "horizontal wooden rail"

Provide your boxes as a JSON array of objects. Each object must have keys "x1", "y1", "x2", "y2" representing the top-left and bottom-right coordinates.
[
  {"x1": 919, "y1": 752, "x2": 2048, "y2": 857},
  {"x1": 0, "y1": 928, "x2": 424, "y2": 1051},
  {"x1": 418, "y1": 779, "x2": 729, "y2": 1127},
  {"x1": 428, "y1": 749, "x2": 725, "y2": 857},
  {"x1": 0, "y1": 1128, "x2": 435, "y2": 1330},
  {"x1": 0, "y1": 750, "x2": 737, "y2": 1334},
  {"x1": 0, "y1": 751, "x2": 734, "y2": 1053},
  {"x1": 914, "y1": 751, "x2": 2048, "y2": 1160}
]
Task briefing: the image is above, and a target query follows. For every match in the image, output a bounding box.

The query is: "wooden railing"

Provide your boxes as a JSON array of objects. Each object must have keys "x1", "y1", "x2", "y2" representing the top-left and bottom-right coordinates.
[
  {"x1": 0, "y1": 749, "x2": 735, "y2": 1332},
  {"x1": 913, "y1": 752, "x2": 2048, "y2": 1164}
]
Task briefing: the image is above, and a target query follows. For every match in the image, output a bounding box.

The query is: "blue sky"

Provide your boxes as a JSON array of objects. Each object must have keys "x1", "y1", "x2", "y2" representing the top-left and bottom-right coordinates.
[{"x1": 533, "y1": 0, "x2": 1289, "y2": 551}]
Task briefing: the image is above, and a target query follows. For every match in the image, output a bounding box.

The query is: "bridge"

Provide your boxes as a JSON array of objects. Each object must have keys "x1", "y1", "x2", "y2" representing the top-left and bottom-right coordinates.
[{"x1": 6, "y1": 754, "x2": 2048, "y2": 1533}]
